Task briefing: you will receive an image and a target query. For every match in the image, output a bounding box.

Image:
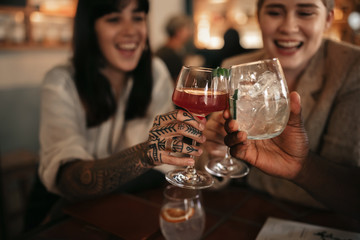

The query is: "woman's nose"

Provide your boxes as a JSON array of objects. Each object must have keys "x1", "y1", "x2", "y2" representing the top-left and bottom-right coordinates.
[
  {"x1": 279, "y1": 14, "x2": 299, "y2": 34},
  {"x1": 121, "y1": 21, "x2": 137, "y2": 35}
]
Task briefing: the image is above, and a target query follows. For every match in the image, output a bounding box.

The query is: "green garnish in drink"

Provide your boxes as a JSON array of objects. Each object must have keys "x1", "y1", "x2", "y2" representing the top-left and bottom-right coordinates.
[
  {"x1": 212, "y1": 67, "x2": 229, "y2": 78},
  {"x1": 230, "y1": 89, "x2": 238, "y2": 119}
]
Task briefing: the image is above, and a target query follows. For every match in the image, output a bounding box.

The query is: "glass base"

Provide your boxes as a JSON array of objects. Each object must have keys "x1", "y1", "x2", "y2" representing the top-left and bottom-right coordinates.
[
  {"x1": 166, "y1": 168, "x2": 214, "y2": 189},
  {"x1": 205, "y1": 157, "x2": 250, "y2": 178}
]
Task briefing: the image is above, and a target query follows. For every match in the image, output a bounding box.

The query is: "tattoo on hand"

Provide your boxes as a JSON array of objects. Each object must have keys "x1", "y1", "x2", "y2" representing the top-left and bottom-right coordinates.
[
  {"x1": 148, "y1": 143, "x2": 162, "y2": 164},
  {"x1": 182, "y1": 111, "x2": 195, "y2": 122},
  {"x1": 178, "y1": 123, "x2": 185, "y2": 130},
  {"x1": 146, "y1": 110, "x2": 203, "y2": 167},
  {"x1": 172, "y1": 139, "x2": 183, "y2": 152},
  {"x1": 158, "y1": 138, "x2": 166, "y2": 151},
  {"x1": 149, "y1": 123, "x2": 177, "y2": 140},
  {"x1": 184, "y1": 124, "x2": 202, "y2": 137},
  {"x1": 153, "y1": 111, "x2": 177, "y2": 126},
  {"x1": 186, "y1": 145, "x2": 198, "y2": 153}
]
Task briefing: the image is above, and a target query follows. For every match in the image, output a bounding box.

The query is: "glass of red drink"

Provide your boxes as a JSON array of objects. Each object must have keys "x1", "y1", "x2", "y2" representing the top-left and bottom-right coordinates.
[{"x1": 166, "y1": 66, "x2": 229, "y2": 189}]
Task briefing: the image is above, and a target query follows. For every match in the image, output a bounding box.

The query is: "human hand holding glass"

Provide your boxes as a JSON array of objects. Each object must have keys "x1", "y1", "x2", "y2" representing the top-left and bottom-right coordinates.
[
  {"x1": 224, "y1": 91, "x2": 306, "y2": 180},
  {"x1": 205, "y1": 58, "x2": 290, "y2": 178},
  {"x1": 166, "y1": 66, "x2": 229, "y2": 189}
]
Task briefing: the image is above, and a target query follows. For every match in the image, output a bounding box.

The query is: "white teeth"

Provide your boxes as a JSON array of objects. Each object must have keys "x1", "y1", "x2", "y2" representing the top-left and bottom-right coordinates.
[
  {"x1": 118, "y1": 43, "x2": 136, "y2": 50},
  {"x1": 276, "y1": 41, "x2": 300, "y2": 48}
]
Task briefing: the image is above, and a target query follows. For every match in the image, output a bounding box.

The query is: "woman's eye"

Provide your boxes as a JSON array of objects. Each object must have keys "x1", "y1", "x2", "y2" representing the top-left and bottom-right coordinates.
[
  {"x1": 266, "y1": 11, "x2": 281, "y2": 16},
  {"x1": 106, "y1": 17, "x2": 120, "y2": 22},
  {"x1": 133, "y1": 14, "x2": 145, "y2": 22},
  {"x1": 298, "y1": 11, "x2": 314, "y2": 17}
]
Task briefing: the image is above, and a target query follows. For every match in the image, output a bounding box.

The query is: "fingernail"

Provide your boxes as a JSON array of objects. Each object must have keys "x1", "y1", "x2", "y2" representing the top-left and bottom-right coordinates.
[
  {"x1": 199, "y1": 123, "x2": 205, "y2": 130},
  {"x1": 237, "y1": 131, "x2": 242, "y2": 139},
  {"x1": 187, "y1": 159, "x2": 195, "y2": 166}
]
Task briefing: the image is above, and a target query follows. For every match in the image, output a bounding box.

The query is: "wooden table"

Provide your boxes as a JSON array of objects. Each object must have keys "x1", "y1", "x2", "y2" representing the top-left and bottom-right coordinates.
[{"x1": 20, "y1": 182, "x2": 360, "y2": 240}]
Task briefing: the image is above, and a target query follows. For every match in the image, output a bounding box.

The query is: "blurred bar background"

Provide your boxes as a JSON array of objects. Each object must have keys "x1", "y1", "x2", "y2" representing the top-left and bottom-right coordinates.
[{"x1": 0, "y1": 0, "x2": 359, "y2": 87}]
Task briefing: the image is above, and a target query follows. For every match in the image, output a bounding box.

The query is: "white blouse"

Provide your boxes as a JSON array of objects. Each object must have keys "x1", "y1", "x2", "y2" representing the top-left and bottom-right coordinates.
[{"x1": 39, "y1": 57, "x2": 175, "y2": 195}]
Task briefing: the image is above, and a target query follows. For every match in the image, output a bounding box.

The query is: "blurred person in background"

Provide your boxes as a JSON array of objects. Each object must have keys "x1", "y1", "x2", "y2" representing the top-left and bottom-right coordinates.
[
  {"x1": 203, "y1": 0, "x2": 360, "y2": 219},
  {"x1": 201, "y1": 28, "x2": 253, "y2": 68},
  {"x1": 155, "y1": 14, "x2": 194, "y2": 82},
  {"x1": 25, "y1": 0, "x2": 206, "y2": 230},
  {"x1": 220, "y1": 28, "x2": 254, "y2": 63}
]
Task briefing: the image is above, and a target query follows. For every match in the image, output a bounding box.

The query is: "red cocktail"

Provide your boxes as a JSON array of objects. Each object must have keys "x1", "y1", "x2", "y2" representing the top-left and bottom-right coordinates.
[
  {"x1": 166, "y1": 66, "x2": 229, "y2": 189},
  {"x1": 172, "y1": 88, "x2": 228, "y2": 117}
]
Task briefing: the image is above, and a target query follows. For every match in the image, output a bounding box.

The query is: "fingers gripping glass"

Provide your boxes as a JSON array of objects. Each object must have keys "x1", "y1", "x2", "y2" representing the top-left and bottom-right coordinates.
[{"x1": 166, "y1": 66, "x2": 229, "y2": 189}]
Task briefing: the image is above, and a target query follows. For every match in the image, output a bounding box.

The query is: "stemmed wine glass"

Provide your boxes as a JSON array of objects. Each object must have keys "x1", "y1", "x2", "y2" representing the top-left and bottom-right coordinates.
[
  {"x1": 205, "y1": 58, "x2": 290, "y2": 178},
  {"x1": 166, "y1": 66, "x2": 229, "y2": 189}
]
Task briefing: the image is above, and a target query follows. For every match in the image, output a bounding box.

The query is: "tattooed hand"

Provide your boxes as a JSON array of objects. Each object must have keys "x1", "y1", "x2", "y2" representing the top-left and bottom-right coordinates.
[{"x1": 147, "y1": 110, "x2": 206, "y2": 166}]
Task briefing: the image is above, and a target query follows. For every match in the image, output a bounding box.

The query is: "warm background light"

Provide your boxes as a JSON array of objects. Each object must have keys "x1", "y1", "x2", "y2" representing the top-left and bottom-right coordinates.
[
  {"x1": 193, "y1": 0, "x2": 360, "y2": 50},
  {"x1": 348, "y1": 11, "x2": 360, "y2": 31}
]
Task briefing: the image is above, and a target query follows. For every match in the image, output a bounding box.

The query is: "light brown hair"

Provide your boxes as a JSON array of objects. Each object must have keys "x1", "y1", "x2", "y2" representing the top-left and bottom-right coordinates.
[{"x1": 257, "y1": 0, "x2": 335, "y2": 14}]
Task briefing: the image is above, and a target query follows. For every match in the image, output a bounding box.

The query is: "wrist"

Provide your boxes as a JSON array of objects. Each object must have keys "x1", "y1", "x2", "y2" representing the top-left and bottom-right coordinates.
[
  {"x1": 140, "y1": 142, "x2": 156, "y2": 168},
  {"x1": 293, "y1": 151, "x2": 317, "y2": 186}
]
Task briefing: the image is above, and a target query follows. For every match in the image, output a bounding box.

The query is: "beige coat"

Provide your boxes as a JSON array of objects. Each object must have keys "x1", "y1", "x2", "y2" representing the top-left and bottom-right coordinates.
[{"x1": 222, "y1": 39, "x2": 360, "y2": 207}]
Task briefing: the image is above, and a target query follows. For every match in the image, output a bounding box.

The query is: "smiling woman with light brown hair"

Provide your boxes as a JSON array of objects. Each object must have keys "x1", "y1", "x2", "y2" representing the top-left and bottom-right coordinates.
[{"x1": 203, "y1": 0, "x2": 360, "y2": 220}]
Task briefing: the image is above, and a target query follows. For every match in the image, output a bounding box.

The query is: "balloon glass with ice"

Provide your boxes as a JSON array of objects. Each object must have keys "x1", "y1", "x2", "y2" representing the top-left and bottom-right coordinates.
[{"x1": 229, "y1": 58, "x2": 290, "y2": 140}]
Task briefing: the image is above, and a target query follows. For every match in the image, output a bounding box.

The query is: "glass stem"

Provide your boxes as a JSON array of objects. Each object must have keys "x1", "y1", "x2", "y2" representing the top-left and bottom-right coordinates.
[
  {"x1": 225, "y1": 147, "x2": 235, "y2": 165},
  {"x1": 185, "y1": 139, "x2": 198, "y2": 181},
  {"x1": 184, "y1": 113, "x2": 204, "y2": 181}
]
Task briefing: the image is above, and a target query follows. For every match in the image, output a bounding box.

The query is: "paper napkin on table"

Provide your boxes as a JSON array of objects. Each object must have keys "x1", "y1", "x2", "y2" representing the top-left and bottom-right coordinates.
[{"x1": 256, "y1": 217, "x2": 360, "y2": 240}]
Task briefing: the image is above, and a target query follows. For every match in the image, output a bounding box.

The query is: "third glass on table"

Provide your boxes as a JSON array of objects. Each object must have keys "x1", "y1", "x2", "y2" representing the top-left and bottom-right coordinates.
[{"x1": 160, "y1": 185, "x2": 205, "y2": 240}]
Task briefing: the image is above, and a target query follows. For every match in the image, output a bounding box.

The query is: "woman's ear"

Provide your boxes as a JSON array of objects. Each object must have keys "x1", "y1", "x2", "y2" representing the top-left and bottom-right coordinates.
[{"x1": 325, "y1": 10, "x2": 334, "y2": 30}]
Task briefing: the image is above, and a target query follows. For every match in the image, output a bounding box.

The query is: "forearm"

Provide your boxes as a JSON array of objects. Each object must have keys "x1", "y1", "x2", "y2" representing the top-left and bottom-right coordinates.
[
  {"x1": 294, "y1": 152, "x2": 360, "y2": 220},
  {"x1": 57, "y1": 142, "x2": 153, "y2": 201}
]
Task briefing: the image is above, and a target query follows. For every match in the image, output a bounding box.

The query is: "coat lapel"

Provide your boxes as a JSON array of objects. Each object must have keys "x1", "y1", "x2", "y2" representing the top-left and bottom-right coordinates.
[{"x1": 296, "y1": 42, "x2": 326, "y2": 123}]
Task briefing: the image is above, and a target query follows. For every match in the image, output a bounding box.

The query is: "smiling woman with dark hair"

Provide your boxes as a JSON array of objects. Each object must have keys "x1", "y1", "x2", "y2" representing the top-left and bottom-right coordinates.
[
  {"x1": 72, "y1": 0, "x2": 152, "y2": 127},
  {"x1": 37, "y1": 0, "x2": 206, "y2": 202}
]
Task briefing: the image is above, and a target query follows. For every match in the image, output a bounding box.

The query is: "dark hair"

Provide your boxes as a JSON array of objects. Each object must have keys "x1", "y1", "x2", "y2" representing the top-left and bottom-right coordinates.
[
  {"x1": 257, "y1": 0, "x2": 335, "y2": 15},
  {"x1": 72, "y1": 0, "x2": 152, "y2": 127}
]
